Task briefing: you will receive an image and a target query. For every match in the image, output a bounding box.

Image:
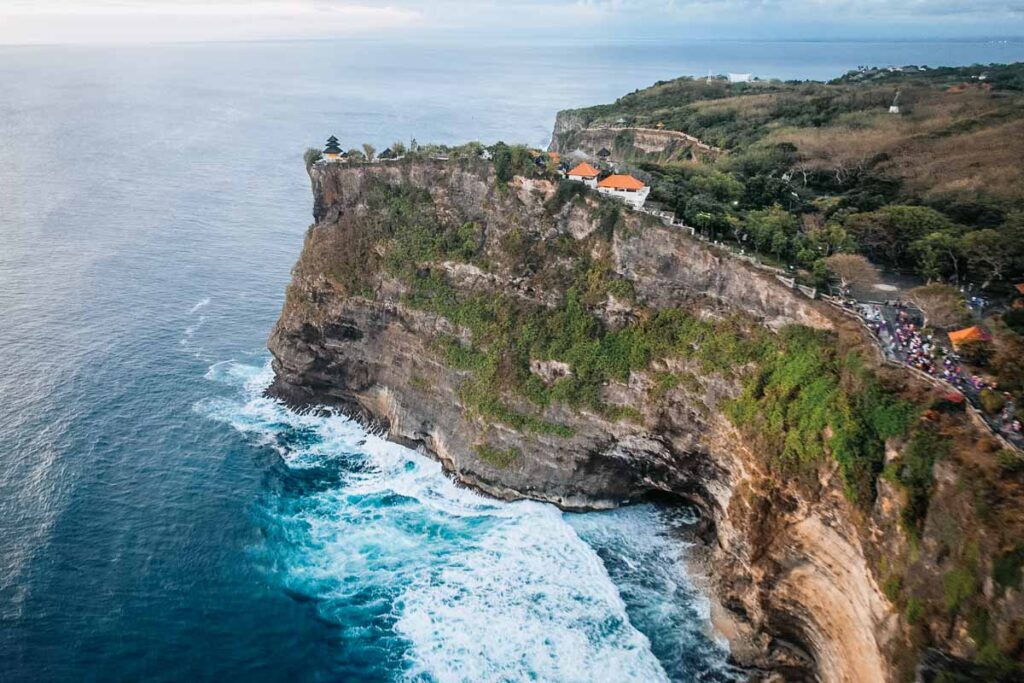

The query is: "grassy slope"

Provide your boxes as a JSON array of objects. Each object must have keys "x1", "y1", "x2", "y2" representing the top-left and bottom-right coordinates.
[
  {"x1": 565, "y1": 63, "x2": 1024, "y2": 205},
  {"x1": 293, "y1": 115, "x2": 1024, "y2": 674}
]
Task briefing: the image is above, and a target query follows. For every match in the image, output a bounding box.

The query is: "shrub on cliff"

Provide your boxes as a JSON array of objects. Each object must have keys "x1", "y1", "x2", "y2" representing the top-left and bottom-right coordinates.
[
  {"x1": 978, "y1": 389, "x2": 1005, "y2": 416},
  {"x1": 991, "y1": 333, "x2": 1024, "y2": 391},
  {"x1": 1003, "y1": 308, "x2": 1024, "y2": 336},
  {"x1": 729, "y1": 326, "x2": 916, "y2": 504},
  {"x1": 546, "y1": 180, "x2": 588, "y2": 213},
  {"x1": 303, "y1": 147, "x2": 322, "y2": 169},
  {"x1": 958, "y1": 339, "x2": 993, "y2": 367},
  {"x1": 490, "y1": 142, "x2": 535, "y2": 184},
  {"x1": 885, "y1": 425, "x2": 949, "y2": 536}
]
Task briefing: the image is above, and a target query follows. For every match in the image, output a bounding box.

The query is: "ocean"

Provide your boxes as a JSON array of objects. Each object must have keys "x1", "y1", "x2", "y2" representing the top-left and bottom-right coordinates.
[{"x1": 2, "y1": 38, "x2": 1023, "y2": 682}]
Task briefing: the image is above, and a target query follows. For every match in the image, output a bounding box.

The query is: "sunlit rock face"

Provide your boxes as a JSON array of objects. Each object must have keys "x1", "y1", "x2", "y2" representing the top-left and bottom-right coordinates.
[{"x1": 268, "y1": 157, "x2": 1014, "y2": 683}]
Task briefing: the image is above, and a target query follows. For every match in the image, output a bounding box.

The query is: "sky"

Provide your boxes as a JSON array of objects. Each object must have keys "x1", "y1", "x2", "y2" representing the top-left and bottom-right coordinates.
[{"x1": 0, "y1": 1, "x2": 1022, "y2": 46}]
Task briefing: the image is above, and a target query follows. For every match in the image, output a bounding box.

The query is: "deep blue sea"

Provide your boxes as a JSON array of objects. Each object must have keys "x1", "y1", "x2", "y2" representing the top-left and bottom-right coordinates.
[{"x1": 3, "y1": 39, "x2": 1023, "y2": 683}]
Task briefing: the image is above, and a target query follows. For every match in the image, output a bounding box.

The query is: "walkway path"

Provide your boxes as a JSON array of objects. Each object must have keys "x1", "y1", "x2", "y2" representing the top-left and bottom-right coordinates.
[
  {"x1": 848, "y1": 300, "x2": 1022, "y2": 450},
  {"x1": 635, "y1": 206, "x2": 1023, "y2": 452}
]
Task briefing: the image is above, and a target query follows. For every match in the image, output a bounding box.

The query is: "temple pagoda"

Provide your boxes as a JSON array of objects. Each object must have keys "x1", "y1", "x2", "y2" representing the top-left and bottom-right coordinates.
[{"x1": 323, "y1": 135, "x2": 343, "y2": 162}]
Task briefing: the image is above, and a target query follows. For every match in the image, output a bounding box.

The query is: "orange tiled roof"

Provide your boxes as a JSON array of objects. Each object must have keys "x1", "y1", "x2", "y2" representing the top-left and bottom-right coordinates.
[
  {"x1": 567, "y1": 162, "x2": 599, "y2": 178},
  {"x1": 598, "y1": 174, "x2": 645, "y2": 190},
  {"x1": 1015, "y1": 282, "x2": 1024, "y2": 295},
  {"x1": 948, "y1": 326, "x2": 992, "y2": 349}
]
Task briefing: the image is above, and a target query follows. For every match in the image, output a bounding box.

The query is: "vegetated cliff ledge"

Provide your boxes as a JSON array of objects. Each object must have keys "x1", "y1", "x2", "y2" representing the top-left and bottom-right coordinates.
[{"x1": 268, "y1": 156, "x2": 1024, "y2": 682}]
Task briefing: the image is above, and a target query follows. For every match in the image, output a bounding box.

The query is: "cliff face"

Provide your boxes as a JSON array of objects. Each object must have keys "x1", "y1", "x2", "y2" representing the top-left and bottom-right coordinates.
[
  {"x1": 269, "y1": 158, "x2": 1023, "y2": 682},
  {"x1": 550, "y1": 109, "x2": 721, "y2": 162}
]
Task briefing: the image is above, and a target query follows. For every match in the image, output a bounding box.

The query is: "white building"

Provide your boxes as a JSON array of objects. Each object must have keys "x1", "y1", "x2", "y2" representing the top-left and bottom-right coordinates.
[
  {"x1": 728, "y1": 73, "x2": 753, "y2": 84},
  {"x1": 597, "y1": 174, "x2": 650, "y2": 209},
  {"x1": 566, "y1": 162, "x2": 599, "y2": 188}
]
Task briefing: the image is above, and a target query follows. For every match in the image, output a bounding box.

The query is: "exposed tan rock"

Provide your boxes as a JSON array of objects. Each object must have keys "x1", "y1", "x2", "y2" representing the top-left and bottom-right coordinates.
[{"x1": 268, "y1": 158, "x2": 1021, "y2": 682}]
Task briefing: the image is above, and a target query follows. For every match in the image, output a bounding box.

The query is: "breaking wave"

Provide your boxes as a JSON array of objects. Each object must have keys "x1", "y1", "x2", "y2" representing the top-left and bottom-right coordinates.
[{"x1": 196, "y1": 359, "x2": 736, "y2": 682}]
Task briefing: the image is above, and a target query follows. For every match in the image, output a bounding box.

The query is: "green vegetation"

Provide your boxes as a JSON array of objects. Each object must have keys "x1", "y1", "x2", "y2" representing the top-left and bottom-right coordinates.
[
  {"x1": 979, "y1": 389, "x2": 1005, "y2": 415},
  {"x1": 883, "y1": 574, "x2": 903, "y2": 602},
  {"x1": 967, "y1": 608, "x2": 1021, "y2": 679},
  {"x1": 474, "y1": 444, "x2": 520, "y2": 468},
  {"x1": 547, "y1": 179, "x2": 589, "y2": 213},
  {"x1": 303, "y1": 147, "x2": 322, "y2": 169},
  {"x1": 410, "y1": 266, "x2": 768, "y2": 420},
  {"x1": 729, "y1": 327, "x2": 916, "y2": 504},
  {"x1": 561, "y1": 64, "x2": 1024, "y2": 293},
  {"x1": 943, "y1": 541, "x2": 980, "y2": 614},
  {"x1": 993, "y1": 545, "x2": 1024, "y2": 590},
  {"x1": 408, "y1": 246, "x2": 915, "y2": 505},
  {"x1": 883, "y1": 425, "x2": 950, "y2": 536},
  {"x1": 943, "y1": 565, "x2": 978, "y2": 614},
  {"x1": 1004, "y1": 308, "x2": 1024, "y2": 336},
  {"x1": 300, "y1": 66, "x2": 1024, "y2": 679},
  {"x1": 996, "y1": 448, "x2": 1024, "y2": 475},
  {"x1": 904, "y1": 597, "x2": 924, "y2": 625},
  {"x1": 490, "y1": 142, "x2": 537, "y2": 183},
  {"x1": 552, "y1": 64, "x2": 1024, "y2": 445},
  {"x1": 303, "y1": 172, "x2": 923, "y2": 506}
]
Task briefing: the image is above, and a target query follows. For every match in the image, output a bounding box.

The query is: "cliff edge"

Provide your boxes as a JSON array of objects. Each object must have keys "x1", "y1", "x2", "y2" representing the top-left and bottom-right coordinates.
[{"x1": 269, "y1": 155, "x2": 1024, "y2": 682}]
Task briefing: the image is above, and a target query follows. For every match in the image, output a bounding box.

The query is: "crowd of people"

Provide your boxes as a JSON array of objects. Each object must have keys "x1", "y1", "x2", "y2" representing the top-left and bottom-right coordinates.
[{"x1": 861, "y1": 304, "x2": 1023, "y2": 441}]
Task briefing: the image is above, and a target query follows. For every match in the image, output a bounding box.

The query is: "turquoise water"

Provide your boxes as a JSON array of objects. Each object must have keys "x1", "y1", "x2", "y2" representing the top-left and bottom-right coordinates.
[
  {"x1": 3, "y1": 39, "x2": 1024, "y2": 682},
  {"x1": 199, "y1": 361, "x2": 730, "y2": 682}
]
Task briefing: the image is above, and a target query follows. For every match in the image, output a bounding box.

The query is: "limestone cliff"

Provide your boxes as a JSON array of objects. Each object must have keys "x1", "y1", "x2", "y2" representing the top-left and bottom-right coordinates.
[
  {"x1": 269, "y1": 157, "x2": 1024, "y2": 682},
  {"x1": 550, "y1": 109, "x2": 721, "y2": 162}
]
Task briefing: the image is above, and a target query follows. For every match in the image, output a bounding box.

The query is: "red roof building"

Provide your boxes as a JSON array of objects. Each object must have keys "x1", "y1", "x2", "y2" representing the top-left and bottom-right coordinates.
[
  {"x1": 567, "y1": 162, "x2": 599, "y2": 179},
  {"x1": 597, "y1": 174, "x2": 645, "y2": 190},
  {"x1": 595, "y1": 174, "x2": 650, "y2": 209},
  {"x1": 948, "y1": 326, "x2": 992, "y2": 350}
]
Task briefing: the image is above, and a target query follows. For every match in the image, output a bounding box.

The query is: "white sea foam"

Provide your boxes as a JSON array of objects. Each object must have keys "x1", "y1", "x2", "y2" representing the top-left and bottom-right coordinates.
[
  {"x1": 197, "y1": 358, "x2": 730, "y2": 682},
  {"x1": 189, "y1": 297, "x2": 211, "y2": 314},
  {"x1": 180, "y1": 313, "x2": 210, "y2": 360}
]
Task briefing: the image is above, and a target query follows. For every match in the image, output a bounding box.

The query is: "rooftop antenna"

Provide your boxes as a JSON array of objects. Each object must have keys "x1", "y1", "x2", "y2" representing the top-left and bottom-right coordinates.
[{"x1": 889, "y1": 89, "x2": 901, "y2": 115}]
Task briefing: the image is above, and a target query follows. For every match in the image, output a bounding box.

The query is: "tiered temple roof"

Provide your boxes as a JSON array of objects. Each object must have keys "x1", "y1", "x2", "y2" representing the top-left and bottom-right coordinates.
[{"x1": 324, "y1": 135, "x2": 342, "y2": 154}]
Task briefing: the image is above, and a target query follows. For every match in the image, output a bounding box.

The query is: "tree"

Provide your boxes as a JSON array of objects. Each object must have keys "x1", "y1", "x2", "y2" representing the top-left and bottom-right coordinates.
[
  {"x1": 744, "y1": 204, "x2": 799, "y2": 260},
  {"x1": 492, "y1": 143, "x2": 513, "y2": 183},
  {"x1": 1003, "y1": 309, "x2": 1024, "y2": 336},
  {"x1": 303, "y1": 147, "x2": 322, "y2": 170},
  {"x1": 688, "y1": 170, "x2": 744, "y2": 203},
  {"x1": 346, "y1": 148, "x2": 365, "y2": 162},
  {"x1": 966, "y1": 227, "x2": 1015, "y2": 286},
  {"x1": 959, "y1": 340, "x2": 993, "y2": 367},
  {"x1": 906, "y1": 283, "x2": 970, "y2": 329},
  {"x1": 979, "y1": 389, "x2": 1005, "y2": 415},
  {"x1": 992, "y1": 333, "x2": 1024, "y2": 391},
  {"x1": 823, "y1": 253, "x2": 879, "y2": 291},
  {"x1": 805, "y1": 222, "x2": 856, "y2": 258},
  {"x1": 684, "y1": 194, "x2": 732, "y2": 240},
  {"x1": 362, "y1": 143, "x2": 376, "y2": 162},
  {"x1": 391, "y1": 141, "x2": 407, "y2": 157},
  {"x1": 911, "y1": 230, "x2": 963, "y2": 283},
  {"x1": 844, "y1": 205, "x2": 954, "y2": 268},
  {"x1": 509, "y1": 145, "x2": 532, "y2": 176}
]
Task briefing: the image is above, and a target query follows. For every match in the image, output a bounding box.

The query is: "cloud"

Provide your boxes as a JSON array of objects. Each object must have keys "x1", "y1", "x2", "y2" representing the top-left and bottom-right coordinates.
[
  {"x1": 0, "y1": 1, "x2": 423, "y2": 45},
  {"x1": 1, "y1": 0, "x2": 1021, "y2": 44}
]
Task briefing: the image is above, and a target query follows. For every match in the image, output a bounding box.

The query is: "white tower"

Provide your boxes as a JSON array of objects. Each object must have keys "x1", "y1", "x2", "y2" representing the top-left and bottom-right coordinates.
[{"x1": 889, "y1": 89, "x2": 901, "y2": 115}]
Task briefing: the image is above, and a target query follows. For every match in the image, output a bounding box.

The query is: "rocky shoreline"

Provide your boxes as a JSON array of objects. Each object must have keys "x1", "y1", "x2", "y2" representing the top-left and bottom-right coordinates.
[{"x1": 267, "y1": 153, "x2": 1020, "y2": 682}]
